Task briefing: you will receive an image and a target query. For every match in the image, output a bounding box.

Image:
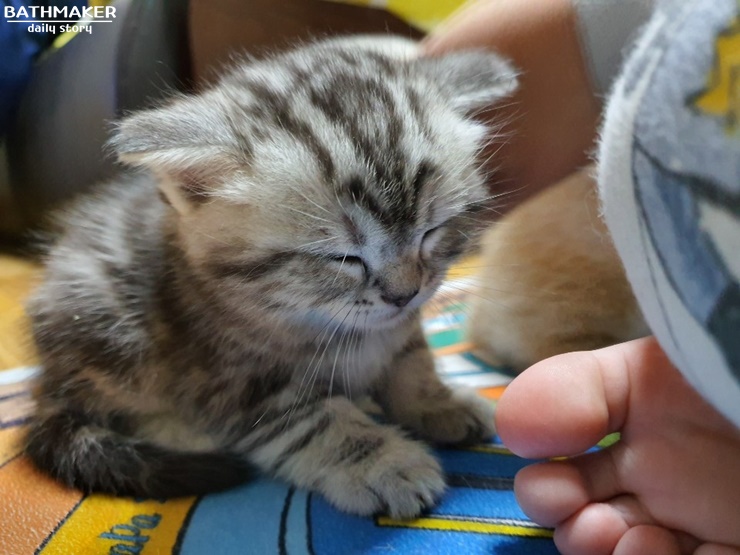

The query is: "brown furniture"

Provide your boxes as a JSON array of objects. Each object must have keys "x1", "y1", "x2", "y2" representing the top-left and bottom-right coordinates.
[{"x1": 189, "y1": 0, "x2": 421, "y2": 85}]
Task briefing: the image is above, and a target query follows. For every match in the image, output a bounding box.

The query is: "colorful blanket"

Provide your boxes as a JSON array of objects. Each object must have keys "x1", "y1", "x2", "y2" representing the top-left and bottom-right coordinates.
[{"x1": 0, "y1": 276, "x2": 559, "y2": 555}]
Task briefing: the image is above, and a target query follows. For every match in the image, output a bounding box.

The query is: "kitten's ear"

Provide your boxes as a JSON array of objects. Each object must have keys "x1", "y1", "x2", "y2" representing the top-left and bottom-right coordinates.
[
  {"x1": 415, "y1": 50, "x2": 518, "y2": 112},
  {"x1": 110, "y1": 94, "x2": 243, "y2": 213}
]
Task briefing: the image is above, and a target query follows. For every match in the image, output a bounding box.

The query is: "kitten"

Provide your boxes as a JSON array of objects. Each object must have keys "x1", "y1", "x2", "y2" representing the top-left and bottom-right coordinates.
[
  {"x1": 468, "y1": 167, "x2": 649, "y2": 371},
  {"x1": 25, "y1": 36, "x2": 518, "y2": 518}
]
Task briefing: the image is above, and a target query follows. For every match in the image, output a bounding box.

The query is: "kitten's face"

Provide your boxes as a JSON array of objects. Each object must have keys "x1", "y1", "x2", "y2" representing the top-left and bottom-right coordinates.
[{"x1": 113, "y1": 37, "x2": 517, "y2": 332}]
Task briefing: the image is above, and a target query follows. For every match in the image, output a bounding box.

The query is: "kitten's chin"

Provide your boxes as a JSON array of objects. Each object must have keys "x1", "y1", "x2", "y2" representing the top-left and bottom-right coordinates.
[
  {"x1": 295, "y1": 294, "x2": 432, "y2": 334},
  {"x1": 351, "y1": 308, "x2": 416, "y2": 332},
  {"x1": 295, "y1": 308, "x2": 412, "y2": 334}
]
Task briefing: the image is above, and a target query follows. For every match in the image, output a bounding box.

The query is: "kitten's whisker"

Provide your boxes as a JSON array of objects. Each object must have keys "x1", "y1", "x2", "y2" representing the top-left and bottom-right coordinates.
[
  {"x1": 448, "y1": 188, "x2": 522, "y2": 213},
  {"x1": 353, "y1": 312, "x2": 371, "y2": 400},
  {"x1": 427, "y1": 296, "x2": 459, "y2": 330},
  {"x1": 302, "y1": 302, "x2": 353, "y2": 406},
  {"x1": 451, "y1": 215, "x2": 486, "y2": 225},
  {"x1": 477, "y1": 138, "x2": 509, "y2": 170},
  {"x1": 287, "y1": 300, "x2": 352, "y2": 424},
  {"x1": 331, "y1": 249, "x2": 350, "y2": 288},
  {"x1": 342, "y1": 307, "x2": 362, "y2": 397},
  {"x1": 470, "y1": 282, "x2": 563, "y2": 298},
  {"x1": 251, "y1": 408, "x2": 271, "y2": 428},
  {"x1": 287, "y1": 206, "x2": 333, "y2": 224},
  {"x1": 328, "y1": 304, "x2": 357, "y2": 399},
  {"x1": 193, "y1": 229, "x2": 234, "y2": 246},
  {"x1": 296, "y1": 191, "x2": 334, "y2": 216},
  {"x1": 437, "y1": 283, "x2": 513, "y2": 310},
  {"x1": 333, "y1": 190, "x2": 347, "y2": 213},
  {"x1": 295, "y1": 236, "x2": 340, "y2": 250},
  {"x1": 479, "y1": 188, "x2": 524, "y2": 203},
  {"x1": 341, "y1": 308, "x2": 368, "y2": 403},
  {"x1": 289, "y1": 297, "x2": 355, "y2": 417}
]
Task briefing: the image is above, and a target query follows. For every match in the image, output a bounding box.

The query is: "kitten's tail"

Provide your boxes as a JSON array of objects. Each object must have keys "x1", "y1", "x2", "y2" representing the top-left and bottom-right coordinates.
[{"x1": 25, "y1": 410, "x2": 253, "y2": 497}]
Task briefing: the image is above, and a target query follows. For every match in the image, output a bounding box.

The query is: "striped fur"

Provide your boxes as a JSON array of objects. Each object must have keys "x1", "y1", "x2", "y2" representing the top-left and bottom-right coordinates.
[{"x1": 26, "y1": 36, "x2": 517, "y2": 518}]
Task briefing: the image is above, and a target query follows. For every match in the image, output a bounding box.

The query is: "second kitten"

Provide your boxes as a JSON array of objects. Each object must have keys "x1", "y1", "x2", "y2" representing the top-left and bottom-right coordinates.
[{"x1": 468, "y1": 168, "x2": 649, "y2": 371}]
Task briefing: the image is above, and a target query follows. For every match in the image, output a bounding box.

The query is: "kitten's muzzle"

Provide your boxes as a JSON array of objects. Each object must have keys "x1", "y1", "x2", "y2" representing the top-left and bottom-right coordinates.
[{"x1": 380, "y1": 289, "x2": 419, "y2": 308}]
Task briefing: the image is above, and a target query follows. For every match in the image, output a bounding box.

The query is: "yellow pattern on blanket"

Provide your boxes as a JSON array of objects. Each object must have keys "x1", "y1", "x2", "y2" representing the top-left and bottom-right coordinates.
[{"x1": 326, "y1": 0, "x2": 468, "y2": 31}]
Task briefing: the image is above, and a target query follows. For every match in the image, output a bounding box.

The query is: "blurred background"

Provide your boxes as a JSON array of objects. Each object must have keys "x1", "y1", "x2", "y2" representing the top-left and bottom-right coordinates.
[{"x1": 0, "y1": 0, "x2": 442, "y2": 240}]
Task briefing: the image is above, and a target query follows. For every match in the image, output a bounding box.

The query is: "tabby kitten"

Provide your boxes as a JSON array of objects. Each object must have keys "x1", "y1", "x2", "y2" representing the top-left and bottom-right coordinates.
[{"x1": 25, "y1": 36, "x2": 517, "y2": 518}]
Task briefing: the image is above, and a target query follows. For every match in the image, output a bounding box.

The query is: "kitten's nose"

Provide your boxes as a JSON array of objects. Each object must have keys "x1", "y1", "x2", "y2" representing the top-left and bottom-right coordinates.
[{"x1": 381, "y1": 289, "x2": 419, "y2": 308}]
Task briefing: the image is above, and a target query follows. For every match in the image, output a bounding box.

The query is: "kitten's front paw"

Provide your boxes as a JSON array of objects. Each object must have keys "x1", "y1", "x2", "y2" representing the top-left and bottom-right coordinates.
[
  {"x1": 323, "y1": 436, "x2": 445, "y2": 519},
  {"x1": 417, "y1": 388, "x2": 496, "y2": 446}
]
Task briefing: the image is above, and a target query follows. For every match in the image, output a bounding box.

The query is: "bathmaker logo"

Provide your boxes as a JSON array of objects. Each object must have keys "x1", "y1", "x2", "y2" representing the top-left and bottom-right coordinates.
[{"x1": 4, "y1": 5, "x2": 116, "y2": 35}]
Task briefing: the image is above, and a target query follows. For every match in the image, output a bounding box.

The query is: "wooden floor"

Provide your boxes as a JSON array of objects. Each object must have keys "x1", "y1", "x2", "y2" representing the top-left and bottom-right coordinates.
[{"x1": 0, "y1": 253, "x2": 39, "y2": 369}]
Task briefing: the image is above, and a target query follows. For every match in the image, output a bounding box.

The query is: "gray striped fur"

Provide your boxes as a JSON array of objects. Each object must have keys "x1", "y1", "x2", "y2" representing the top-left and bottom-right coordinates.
[{"x1": 26, "y1": 36, "x2": 516, "y2": 517}]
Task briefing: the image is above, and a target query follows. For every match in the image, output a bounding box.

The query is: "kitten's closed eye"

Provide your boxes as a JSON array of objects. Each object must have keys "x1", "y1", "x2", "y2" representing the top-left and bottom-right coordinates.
[
  {"x1": 326, "y1": 254, "x2": 367, "y2": 278},
  {"x1": 326, "y1": 253, "x2": 365, "y2": 265}
]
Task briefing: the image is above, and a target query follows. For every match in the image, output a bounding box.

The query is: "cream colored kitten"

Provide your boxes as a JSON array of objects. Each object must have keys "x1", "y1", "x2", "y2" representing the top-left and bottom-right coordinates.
[{"x1": 468, "y1": 167, "x2": 649, "y2": 372}]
